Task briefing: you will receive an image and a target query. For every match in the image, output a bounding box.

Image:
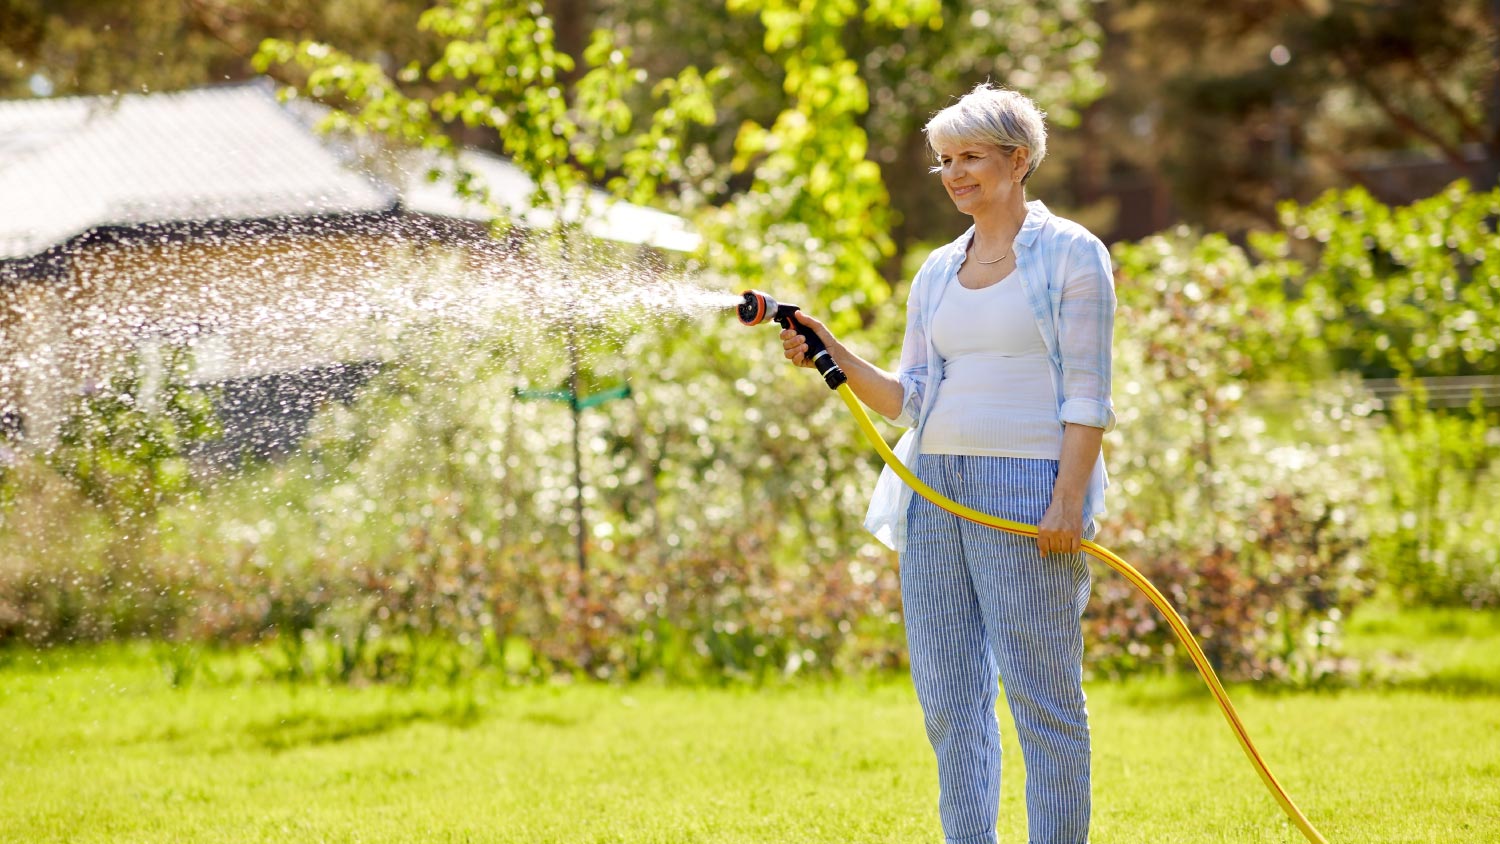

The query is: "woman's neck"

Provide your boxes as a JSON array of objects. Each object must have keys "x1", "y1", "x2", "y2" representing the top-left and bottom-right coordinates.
[{"x1": 970, "y1": 193, "x2": 1029, "y2": 249}]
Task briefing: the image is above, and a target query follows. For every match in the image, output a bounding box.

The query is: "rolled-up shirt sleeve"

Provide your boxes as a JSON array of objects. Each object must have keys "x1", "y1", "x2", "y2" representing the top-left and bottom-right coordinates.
[
  {"x1": 894, "y1": 371, "x2": 925, "y2": 427},
  {"x1": 1057, "y1": 235, "x2": 1117, "y2": 432}
]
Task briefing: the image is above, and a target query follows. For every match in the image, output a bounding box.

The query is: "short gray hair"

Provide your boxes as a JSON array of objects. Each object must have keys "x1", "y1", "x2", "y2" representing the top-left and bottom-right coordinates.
[{"x1": 925, "y1": 83, "x2": 1048, "y2": 183}]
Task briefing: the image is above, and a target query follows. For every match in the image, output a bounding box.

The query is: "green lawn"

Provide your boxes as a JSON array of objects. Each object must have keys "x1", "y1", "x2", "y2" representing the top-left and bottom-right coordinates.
[{"x1": 2, "y1": 606, "x2": 1498, "y2": 843}]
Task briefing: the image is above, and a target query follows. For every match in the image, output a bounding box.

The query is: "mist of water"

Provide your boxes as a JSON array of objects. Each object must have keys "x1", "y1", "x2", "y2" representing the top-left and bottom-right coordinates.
[
  {"x1": 0, "y1": 207, "x2": 780, "y2": 657},
  {"x1": 0, "y1": 215, "x2": 743, "y2": 457}
]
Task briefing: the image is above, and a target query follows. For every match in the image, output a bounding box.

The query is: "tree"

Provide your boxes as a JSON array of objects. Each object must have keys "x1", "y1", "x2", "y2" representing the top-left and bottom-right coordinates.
[
  {"x1": 597, "y1": 0, "x2": 1106, "y2": 306},
  {"x1": 1077, "y1": 0, "x2": 1500, "y2": 232},
  {"x1": 0, "y1": 0, "x2": 439, "y2": 98},
  {"x1": 249, "y1": 1, "x2": 1106, "y2": 331},
  {"x1": 7, "y1": 1, "x2": 1107, "y2": 298}
]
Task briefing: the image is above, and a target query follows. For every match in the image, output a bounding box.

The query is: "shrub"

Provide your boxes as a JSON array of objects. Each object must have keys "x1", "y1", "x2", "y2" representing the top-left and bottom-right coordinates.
[
  {"x1": 1098, "y1": 230, "x2": 1380, "y2": 683},
  {"x1": 13, "y1": 185, "x2": 1495, "y2": 684},
  {"x1": 1374, "y1": 385, "x2": 1500, "y2": 608},
  {"x1": 1269, "y1": 181, "x2": 1500, "y2": 607}
]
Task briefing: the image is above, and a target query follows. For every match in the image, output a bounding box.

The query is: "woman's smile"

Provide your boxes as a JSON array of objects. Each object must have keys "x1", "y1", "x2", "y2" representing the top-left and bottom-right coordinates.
[{"x1": 936, "y1": 141, "x2": 1018, "y2": 214}]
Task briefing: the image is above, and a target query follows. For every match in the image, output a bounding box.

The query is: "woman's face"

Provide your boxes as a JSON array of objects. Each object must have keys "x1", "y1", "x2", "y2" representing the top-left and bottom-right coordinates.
[{"x1": 934, "y1": 140, "x2": 1026, "y2": 216}]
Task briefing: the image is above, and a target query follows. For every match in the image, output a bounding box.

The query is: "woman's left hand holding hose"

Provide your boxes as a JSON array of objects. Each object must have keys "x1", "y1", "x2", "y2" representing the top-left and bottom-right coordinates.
[
  {"x1": 1038, "y1": 422, "x2": 1105, "y2": 556},
  {"x1": 1037, "y1": 495, "x2": 1084, "y2": 557}
]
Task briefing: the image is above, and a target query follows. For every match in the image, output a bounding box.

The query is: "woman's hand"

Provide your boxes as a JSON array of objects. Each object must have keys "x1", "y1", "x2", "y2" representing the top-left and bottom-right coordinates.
[
  {"x1": 779, "y1": 311, "x2": 834, "y2": 368},
  {"x1": 1036, "y1": 496, "x2": 1084, "y2": 557},
  {"x1": 1039, "y1": 423, "x2": 1104, "y2": 556},
  {"x1": 776, "y1": 312, "x2": 906, "y2": 420}
]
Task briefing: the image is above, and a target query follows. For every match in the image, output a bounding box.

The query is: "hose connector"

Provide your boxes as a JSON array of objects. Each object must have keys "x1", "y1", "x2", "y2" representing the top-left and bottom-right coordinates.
[{"x1": 739, "y1": 290, "x2": 848, "y2": 390}]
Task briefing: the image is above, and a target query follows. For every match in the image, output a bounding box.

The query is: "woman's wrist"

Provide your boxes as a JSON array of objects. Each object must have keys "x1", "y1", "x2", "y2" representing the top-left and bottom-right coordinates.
[{"x1": 1049, "y1": 489, "x2": 1084, "y2": 510}]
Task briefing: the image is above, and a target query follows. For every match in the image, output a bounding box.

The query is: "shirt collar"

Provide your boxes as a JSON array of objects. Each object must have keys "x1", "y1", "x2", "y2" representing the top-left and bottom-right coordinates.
[{"x1": 1015, "y1": 199, "x2": 1050, "y2": 249}]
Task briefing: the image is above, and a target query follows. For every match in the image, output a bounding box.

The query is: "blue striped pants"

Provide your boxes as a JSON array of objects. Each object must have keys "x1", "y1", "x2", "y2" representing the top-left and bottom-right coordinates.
[{"x1": 901, "y1": 454, "x2": 1093, "y2": 844}]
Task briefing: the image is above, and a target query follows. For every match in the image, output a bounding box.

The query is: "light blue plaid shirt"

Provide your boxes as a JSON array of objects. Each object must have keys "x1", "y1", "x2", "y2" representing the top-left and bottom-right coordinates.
[{"x1": 865, "y1": 200, "x2": 1117, "y2": 551}]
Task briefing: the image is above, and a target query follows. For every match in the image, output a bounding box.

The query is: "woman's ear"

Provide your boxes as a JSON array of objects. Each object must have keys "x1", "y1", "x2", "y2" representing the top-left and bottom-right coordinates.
[{"x1": 1012, "y1": 147, "x2": 1030, "y2": 183}]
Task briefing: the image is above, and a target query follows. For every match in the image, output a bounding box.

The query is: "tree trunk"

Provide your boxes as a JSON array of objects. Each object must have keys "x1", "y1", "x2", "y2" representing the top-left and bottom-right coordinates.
[
  {"x1": 546, "y1": 0, "x2": 589, "y2": 86},
  {"x1": 1486, "y1": 0, "x2": 1500, "y2": 187}
]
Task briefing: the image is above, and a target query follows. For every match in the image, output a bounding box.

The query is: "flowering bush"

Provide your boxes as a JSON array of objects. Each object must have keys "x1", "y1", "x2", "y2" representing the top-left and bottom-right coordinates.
[{"x1": 1096, "y1": 229, "x2": 1381, "y2": 683}]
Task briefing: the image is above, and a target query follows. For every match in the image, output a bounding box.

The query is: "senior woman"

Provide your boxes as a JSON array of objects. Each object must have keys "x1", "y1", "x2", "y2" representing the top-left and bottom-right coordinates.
[{"x1": 781, "y1": 83, "x2": 1115, "y2": 844}]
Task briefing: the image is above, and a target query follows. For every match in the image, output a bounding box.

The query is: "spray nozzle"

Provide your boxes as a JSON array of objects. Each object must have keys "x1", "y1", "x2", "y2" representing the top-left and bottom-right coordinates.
[
  {"x1": 737, "y1": 290, "x2": 781, "y2": 326},
  {"x1": 738, "y1": 290, "x2": 847, "y2": 390}
]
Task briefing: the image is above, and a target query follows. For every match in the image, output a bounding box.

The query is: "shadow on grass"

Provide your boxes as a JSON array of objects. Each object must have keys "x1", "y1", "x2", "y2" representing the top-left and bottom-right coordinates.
[
  {"x1": 1369, "y1": 670, "x2": 1500, "y2": 697},
  {"x1": 247, "y1": 697, "x2": 484, "y2": 751},
  {"x1": 519, "y1": 709, "x2": 583, "y2": 727},
  {"x1": 1091, "y1": 664, "x2": 1500, "y2": 707},
  {"x1": 1087, "y1": 674, "x2": 1226, "y2": 710}
]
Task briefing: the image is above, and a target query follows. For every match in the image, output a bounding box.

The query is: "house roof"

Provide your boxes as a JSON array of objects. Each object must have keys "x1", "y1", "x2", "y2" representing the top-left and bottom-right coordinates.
[
  {"x1": 400, "y1": 149, "x2": 701, "y2": 253},
  {"x1": 0, "y1": 80, "x2": 698, "y2": 263},
  {"x1": 0, "y1": 81, "x2": 396, "y2": 262}
]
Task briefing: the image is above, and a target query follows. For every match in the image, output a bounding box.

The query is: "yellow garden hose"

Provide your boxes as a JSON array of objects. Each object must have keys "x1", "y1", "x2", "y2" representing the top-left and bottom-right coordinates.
[{"x1": 833, "y1": 382, "x2": 1329, "y2": 844}]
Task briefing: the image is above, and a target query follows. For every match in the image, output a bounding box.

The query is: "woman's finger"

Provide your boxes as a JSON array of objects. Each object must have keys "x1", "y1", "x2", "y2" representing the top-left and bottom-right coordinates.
[
  {"x1": 1037, "y1": 526, "x2": 1081, "y2": 557},
  {"x1": 782, "y1": 334, "x2": 809, "y2": 365}
]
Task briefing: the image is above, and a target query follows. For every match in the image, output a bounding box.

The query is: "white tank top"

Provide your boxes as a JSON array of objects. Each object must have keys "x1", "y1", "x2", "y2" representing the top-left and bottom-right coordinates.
[{"x1": 920, "y1": 272, "x2": 1063, "y2": 458}]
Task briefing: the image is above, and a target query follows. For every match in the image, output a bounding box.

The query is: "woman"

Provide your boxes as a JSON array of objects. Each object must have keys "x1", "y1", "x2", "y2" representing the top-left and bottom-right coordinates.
[{"x1": 781, "y1": 83, "x2": 1115, "y2": 844}]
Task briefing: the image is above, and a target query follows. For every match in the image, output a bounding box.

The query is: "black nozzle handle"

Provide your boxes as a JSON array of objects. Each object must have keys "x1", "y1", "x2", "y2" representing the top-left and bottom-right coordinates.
[{"x1": 778, "y1": 307, "x2": 848, "y2": 390}]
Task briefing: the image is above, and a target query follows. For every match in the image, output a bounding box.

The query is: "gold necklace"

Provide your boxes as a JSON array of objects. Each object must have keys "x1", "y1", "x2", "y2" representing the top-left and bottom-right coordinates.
[{"x1": 970, "y1": 236, "x2": 1012, "y2": 265}]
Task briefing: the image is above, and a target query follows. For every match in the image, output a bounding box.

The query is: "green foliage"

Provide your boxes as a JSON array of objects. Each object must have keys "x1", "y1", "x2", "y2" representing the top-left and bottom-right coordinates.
[
  {"x1": 1104, "y1": 229, "x2": 1381, "y2": 682},
  {"x1": 0, "y1": 309, "x2": 901, "y2": 677},
  {"x1": 697, "y1": 0, "x2": 903, "y2": 333},
  {"x1": 15, "y1": 0, "x2": 1491, "y2": 243},
  {"x1": 851, "y1": 0, "x2": 1105, "y2": 255},
  {"x1": 254, "y1": 0, "x2": 720, "y2": 233},
  {"x1": 1272, "y1": 181, "x2": 1500, "y2": 379},
  {"x1": 1098, "y1": 180, "x2": 1500, "y2": 648},
  {"x1": 1375, "y1": 386, "x2": 1500, "y2": 608},
  {"x1": 700, "y1": 0, "x2": 1105, "y2": 329},
  {"x1": 48, "y1": 346, "x2": 219, "y2": 528},
  {"x1": 43, "y1": 340, "x2": 220, "y2": 619},
  {"x1": 195, "y1": 315, "x2": 906, "y2": 684},
  {"x1": 0, "y1": 346, "x2": 223, "y2": 641},
  {"x1": 0, "y1": 447, "x2": 15, "y2": 516},
  {"x1": 254, "y1": 0, "x2": 1106, "y2": 335},
  {"x1": 1254, "y1": 182, "x2": 1500, "y2": 610}
]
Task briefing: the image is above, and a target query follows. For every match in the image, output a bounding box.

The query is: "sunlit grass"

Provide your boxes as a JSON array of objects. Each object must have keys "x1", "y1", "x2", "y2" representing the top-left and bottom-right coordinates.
[
  {"x1": 2, "y1": 608, "x2": 1497, "y2": 844},
  {"x1": 1342, "y1": 599, "x2": 1500, "y2": 693}
]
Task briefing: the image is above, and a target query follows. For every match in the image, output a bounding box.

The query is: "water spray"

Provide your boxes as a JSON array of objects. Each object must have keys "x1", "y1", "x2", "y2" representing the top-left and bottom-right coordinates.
[{"x1": 738, "y1": 292, "x2": 1329, "y2": 844}]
